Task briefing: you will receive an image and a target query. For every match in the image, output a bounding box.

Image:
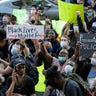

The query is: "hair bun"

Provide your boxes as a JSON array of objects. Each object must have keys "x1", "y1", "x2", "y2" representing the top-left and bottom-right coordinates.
[{"x1": 46, "y1": 65, "x2": 59, "y2": 79}]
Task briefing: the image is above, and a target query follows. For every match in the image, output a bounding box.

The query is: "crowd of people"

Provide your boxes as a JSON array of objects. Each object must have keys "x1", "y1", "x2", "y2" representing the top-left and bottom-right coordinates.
[{"x1": 0, "y1": 0, "x2": 96, "y2": 96}]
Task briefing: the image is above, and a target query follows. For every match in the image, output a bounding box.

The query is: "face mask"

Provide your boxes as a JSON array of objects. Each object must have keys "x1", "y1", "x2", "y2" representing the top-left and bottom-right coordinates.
[
  {"x1": 11, "y1": 45, "x2": 19, "y2": 55},
  {"x1": 31, "y1": 19, "x2": 35, "y2": 24},
  {"x1": 91, "y1": 58, "x2": 96, "y2": 65},
  {"x1": 40, "y1": 13, "x2": 43, "y2": 16},
  {"x1": 2, "y1": 20, "x2": 8, "y2": 25},
  {"x1": 58, "y1": 56, "x2": 66, "y2": 63},
  {"x1": 65, "y1": 65, "x2": 73, "y2": 74},
  {"x1": 60, "y1": 41, "x2": 67, "y2": 48},
  {"x1": 87, "y1": 13, "x2": 92, "y2": 17}
]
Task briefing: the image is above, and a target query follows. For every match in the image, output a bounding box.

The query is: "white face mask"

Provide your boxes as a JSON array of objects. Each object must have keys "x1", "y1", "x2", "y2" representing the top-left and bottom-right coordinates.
[
  {"x1": 91, "y1": 58, "x2": 96, "y2": 65},
  {"x1": 65, "y1": 65, "x2": 73, "y2": 74},
  {"x1": 58, "y1": 56, "x2": 67, "y2": 63},
  {"x1": 11, "y1": 45, "x2": 20, "y2": 55},
  {"x1": 60, "y1": 41, "x2": 67, "y2": 48}
]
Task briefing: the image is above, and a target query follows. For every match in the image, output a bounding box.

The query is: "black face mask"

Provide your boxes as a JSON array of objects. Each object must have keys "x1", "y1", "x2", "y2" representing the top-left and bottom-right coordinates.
[
  {"x1": 45, "y1": 79, "x2": 58, "y2": 88},
  {"x1": 49, "y1": 82, "x2": 57, "y2": 88},
  {"x1": 31, "y1": 19, "x2": 35, "y2": 24}
]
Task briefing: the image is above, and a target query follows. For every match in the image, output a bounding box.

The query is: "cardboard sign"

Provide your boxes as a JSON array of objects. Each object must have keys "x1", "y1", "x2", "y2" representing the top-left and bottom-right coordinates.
[
  {"x1": 6, "y1": 25, "x2": 44, "y2": 39},
  {"x1": 78, "y1": 33, "x2": 96, "y2": 58}
]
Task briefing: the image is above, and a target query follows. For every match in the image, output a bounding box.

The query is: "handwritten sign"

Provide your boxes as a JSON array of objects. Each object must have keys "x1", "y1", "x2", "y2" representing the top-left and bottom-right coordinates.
[
  {"x1": 6, "y1": 25, "x2": 44, "y2": 39},
  {"x1": 78, "y1": 33, "x2": 96, "y2": 58}
]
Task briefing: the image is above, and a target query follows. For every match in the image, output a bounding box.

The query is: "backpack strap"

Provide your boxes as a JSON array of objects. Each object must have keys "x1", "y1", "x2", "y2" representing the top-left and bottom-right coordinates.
[{"x1": 63, "y1": 78, "x2": 69, "y2": 94}]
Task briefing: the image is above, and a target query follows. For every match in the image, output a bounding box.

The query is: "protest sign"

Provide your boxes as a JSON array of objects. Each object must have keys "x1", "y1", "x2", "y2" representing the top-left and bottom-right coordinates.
[
  {"x1": 41, "y1": 20, "x2": 66, "y2": 36},
  {"x1": 78, "y1": 33, "x2": 96, "y2": 58},
  {"x1": 58, "y1": 0, "x2": 84, "y2": 23},
  {"x1": 13, "y1": 9, "x2": 27, "y2": 24},
  {"x1": 6, "y1": 25, "x2": 44, "y2": 39}
]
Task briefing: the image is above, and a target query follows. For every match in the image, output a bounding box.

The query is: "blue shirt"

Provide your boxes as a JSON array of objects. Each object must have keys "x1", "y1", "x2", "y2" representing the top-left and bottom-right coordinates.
[{"x1": 88, "y1": 67, "x2": 96, "y2": 78}]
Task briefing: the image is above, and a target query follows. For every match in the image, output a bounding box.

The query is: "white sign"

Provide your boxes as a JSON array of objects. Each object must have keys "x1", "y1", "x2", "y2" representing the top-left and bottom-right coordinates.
[{"x1": 6, "y1": 25, "x2": 44, "y2": 39}]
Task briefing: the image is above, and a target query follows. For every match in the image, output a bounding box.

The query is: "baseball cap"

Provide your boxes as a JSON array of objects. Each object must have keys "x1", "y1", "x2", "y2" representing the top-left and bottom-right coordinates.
[{"x1": 13, "y1": 58, "x2": 26, "y2": 67}]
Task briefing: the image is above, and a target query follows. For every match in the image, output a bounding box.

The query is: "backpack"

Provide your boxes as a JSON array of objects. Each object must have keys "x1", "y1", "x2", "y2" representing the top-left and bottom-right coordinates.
[
  {"x1": 25, "y1": 57, "x2": 39, "y2": 85},
  {"x1": 63, "y1": 73, "x2": 92, "y2": 96}
]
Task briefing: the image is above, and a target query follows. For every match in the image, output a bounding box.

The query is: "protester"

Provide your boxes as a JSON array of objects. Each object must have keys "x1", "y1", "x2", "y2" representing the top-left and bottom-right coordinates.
[
  {"x1": 40, "y1": 39, "x2": 81, "y2": 72},
  {"x1": 56, "y1": 35, "x2": 75, "y2": 58},
  {"x1": 10, "y1": 39, "x2": 30, "y2": 60},
  {"x1": 5, "y1": 58, "x2": 36, "y2": 96},
  {"x1": 36, "y1": 6, "x2": 46, "y2": 20},
  {"x1": 35, "y1": 41, "x2": 52, "y2": 70},
  {"x1": 47, "y1": 29, "x2": 60, "y2": 55},
  {"x1": 76, "y1": 51, "x2": 96, "y2": 91},
  {"x1": 84, "y1": 7, "x2": 96, "y2": 31},
  {"x1": 44, "y1": 65, "x2": 83, "y2": 96},
  {"x1": 0, "y1": 0, "x2": 95, "y2": 96},
  {"x1": 10, "y1": 15, "x2": 17, "y2": 25},
  {"x1": 25, "y1": 5, "x2": 37, "y2": 23},
  {"x1": 0, "y1": 38, "x2": 33, "y2": 75},
  {"x1": 0, "y1": 29, "x2": 9, "y2": 61}
]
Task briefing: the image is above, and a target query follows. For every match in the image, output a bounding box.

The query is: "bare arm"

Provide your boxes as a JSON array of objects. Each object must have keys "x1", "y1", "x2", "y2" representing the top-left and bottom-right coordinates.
[
  {"x1": 6, "y1": 72, "x2": 16, "y2": 96},
  {"x1": 61, "y1": 22, "x2": 71, "y2": 36},
  {"x1": 6, "y1": 82, "x2": 15, "y2": 96},
  {"x1": 23, "y1": 43, "x2": 30, "y2": 57},
  {"x1": 40, "y1": 41, "x2": 53, "y2": 64},
  {"x1": 0, "y1": 66, "x2": 13, "y2": 75},
  {"x1": 71, "y1": 42, "x2": 81, "y2": 61},
  {"x1": 20, "y1": 38, "x2": 30, "y2": 57},
  {"x1": 0, "y1": 58, "x2": 9, "y2": 67}
]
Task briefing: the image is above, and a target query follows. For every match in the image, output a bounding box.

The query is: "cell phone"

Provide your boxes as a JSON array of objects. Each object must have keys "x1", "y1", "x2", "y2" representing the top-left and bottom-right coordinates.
[{"x1": 14, "y1": 66, "x2": 17, "y2": 72}]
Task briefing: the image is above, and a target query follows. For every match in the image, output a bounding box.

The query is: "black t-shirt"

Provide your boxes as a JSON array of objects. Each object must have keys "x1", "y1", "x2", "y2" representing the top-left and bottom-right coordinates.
[
  {"x1": 0, "y1": 40, "x2": 9, "y2": 60},
  {"x1": 6, "y1": 75, "x2": 35, "y2": 96},
  {"x1": 51, "y1": 40, "x2": 60, "y2": 55},
  {"x1": 37, "y1": 51, "x2": 52, "y2": 70},
  {"x1": 25, "y1": 39, "x2": 36, "y2": 54}
]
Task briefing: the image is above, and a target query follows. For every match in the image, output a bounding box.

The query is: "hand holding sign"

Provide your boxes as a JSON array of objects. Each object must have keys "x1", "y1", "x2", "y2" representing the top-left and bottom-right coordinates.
[
  {"x1": 76, "y1": 11, "x2": 80, "y2": 16},
  {"x1": 20, "y1": 38, "x2": 26, "y2": 44}
]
